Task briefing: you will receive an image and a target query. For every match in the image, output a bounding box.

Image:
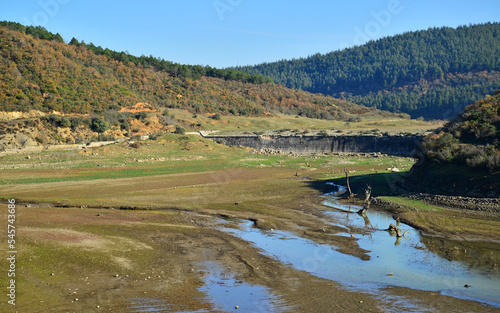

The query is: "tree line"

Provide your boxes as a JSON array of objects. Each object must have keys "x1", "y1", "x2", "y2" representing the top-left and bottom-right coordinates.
[
  {"x1": 1, "y1": 23, "x2": 381, "y2": 121},
  {"x1": 0, "y1": 21, "x2": 273, "y2": 84},
  {"x1": 237, "y1": 23, "x2": 500, "y2": 119}
]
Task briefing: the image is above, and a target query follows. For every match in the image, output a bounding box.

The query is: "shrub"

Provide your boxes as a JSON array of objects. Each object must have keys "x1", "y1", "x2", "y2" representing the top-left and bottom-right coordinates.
[
  {"x1": 174, "y1": 126, "x2": 185, "y2": 135},
  {"x1": 130, "y1": 141, "x2": 141, "y2": 149},
  {"x1": 91, "y1": 116, "x2": 109, "y2": 133},
  {"x1": 60, "y1": 118, "x2": 71, "y2": 128},
  {"x1": 149, "y1": 132, "x2": 163, "y2": 140},
  {"x1": 97, "y1": 134, "x2": 115, "y2": 141},
  {"x1": 70, "y1": 117, "x2": 83, "y2": 129},
  {"x1": 119, "y1": 119, "x2": 130, "y2": 131},
  {"x1": 347, "y1": 116, "x2": 362, "y2": 123},
  {"x1": 487, "y1": 153, "x2": 500, "y2": 171},
  {"x1": 136, "y1": 111, "x2": 148, "y2": 121}
]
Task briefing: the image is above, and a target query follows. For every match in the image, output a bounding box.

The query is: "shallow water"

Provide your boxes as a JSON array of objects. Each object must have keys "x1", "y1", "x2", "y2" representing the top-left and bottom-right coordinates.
[
  {"x1": 129, "y1": 262, "x2": 286, "y2": 313},
  {"x1": 225, "y1": 183, "x2": 500, "y2": 308},
  {"x1": 199, "y1": 262, "x2": 288, "y2": 312}
]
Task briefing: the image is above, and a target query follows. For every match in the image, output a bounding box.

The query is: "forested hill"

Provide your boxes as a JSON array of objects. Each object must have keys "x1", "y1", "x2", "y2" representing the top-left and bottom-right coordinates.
[
  {"x1": 0, "y1": 22, "x2": 380, "y2": 119},
  {"x1": 0, "y1": 21, "x2": 272, "y2": 84},
  {"x1": 404, "y1": 91, "x2": 500, "y2": 197},
  {"x1": 237, "y1": 23, "x2": 500, "y2": 120}
]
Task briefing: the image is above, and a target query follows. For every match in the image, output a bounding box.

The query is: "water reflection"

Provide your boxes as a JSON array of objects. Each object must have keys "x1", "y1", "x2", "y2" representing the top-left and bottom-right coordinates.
[
  {"x1": 224, "y1": 183, "x2": 500, "y2": 307},
  {"x1": 199, "y1": 262, "x2": 288, "y2": 313}
]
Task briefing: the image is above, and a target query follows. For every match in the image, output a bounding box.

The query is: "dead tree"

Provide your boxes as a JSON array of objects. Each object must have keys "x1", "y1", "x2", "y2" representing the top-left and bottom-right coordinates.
[
  {"x1": 344, "y1": 167, "x2": 353, "y2": 198},
  {"x1": 357, "y1": 185, "x2": 371, "y2": 215},
  {"x1": 386, "y1": 223, "x2": 403, "y2": 237}
]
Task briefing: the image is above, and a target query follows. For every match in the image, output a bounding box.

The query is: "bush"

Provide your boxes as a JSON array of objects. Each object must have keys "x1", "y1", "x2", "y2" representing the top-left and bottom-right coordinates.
[
  {"x1": 91, "y1": 116, "x2": 109, "y2": 133},
  {"x1": 130, "y1": 142, "x2": 141, "y2": 149},
  {"x1": 487, "y1": 153, "x2": 500, "y2": 171},
  {"x1": 119, "y1": 119, "x2": 130, "y2": 131},
  {"x1": 174, "y1": 126, "x2": 185, "y2": 135},
  {"x1": 70, "y1": 117, "x2": 83, "y2": 129},
  {"x1": 149, "y1": 132, "x2": 163, "y2": 140},
  {"x1": 97, "y1": 134, "x2": 115, "y2": 141},
  {"x1": 212, "y1": 113, "x2": 221, "y2": 120},
  {"x1": 136, "y1": 111, "x2": 148, "y2": 121},
  {"x1": 347, "y1": 116, "x2": 362, "y2": 123},
  {"x1": 60, "y1": 118, "x2": 71, "y2": 128}
]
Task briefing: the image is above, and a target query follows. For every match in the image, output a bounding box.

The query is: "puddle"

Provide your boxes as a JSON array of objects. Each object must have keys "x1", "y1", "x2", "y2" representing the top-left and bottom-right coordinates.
[
  {"x1": 129, "y1": 262, "x2": 287, "y2": 313},
  {"x1": 199, "y1": 262, "x2": 288, "y2": 312},
  {"x1": 224, "y1": 183, "x2": 500, "y2": 308}
]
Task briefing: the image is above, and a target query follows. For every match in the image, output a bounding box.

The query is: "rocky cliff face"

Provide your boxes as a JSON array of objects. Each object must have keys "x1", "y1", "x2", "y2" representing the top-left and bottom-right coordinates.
[{"x1": 209, "y1": 135, "x2": 422, "y2": 156}]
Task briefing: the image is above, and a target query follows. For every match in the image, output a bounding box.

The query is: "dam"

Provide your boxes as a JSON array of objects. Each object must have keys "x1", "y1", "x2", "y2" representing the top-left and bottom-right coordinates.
[{"x1": 207, "y1": 134, "x2": 423, "y2": 157}]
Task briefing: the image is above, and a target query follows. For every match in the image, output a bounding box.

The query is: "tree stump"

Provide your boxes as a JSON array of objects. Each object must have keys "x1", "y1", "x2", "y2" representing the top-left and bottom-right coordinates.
[{"x1": 386, "y1": 223, "x2": 403, "y2": 237}]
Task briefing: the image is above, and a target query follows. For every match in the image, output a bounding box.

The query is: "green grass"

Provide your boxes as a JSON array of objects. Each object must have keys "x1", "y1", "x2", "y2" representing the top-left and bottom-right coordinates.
[
  {"x1": 167, "y1": 109, "x2": 440, "y2": 134},
  {"x1": 379, "y1": 196, "x2": 442, "y2": 211},
  {"x1": 0, "y1": 131, "x2": 417, "y2": 185},
  {"x1": 324, "y1": 171, "x2": 410, "y2": 196}
]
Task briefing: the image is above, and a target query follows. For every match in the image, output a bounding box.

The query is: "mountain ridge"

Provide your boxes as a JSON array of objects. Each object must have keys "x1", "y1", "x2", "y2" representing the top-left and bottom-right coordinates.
[
  {"x1": 236, "y1": 23, "x2": 500, "y2": 119},
  {"x1": 0, "y1": 21, "x2": 393, "y2": 121}
]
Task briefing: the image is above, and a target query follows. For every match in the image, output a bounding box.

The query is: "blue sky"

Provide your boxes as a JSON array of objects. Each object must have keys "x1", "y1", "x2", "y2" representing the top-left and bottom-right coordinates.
[{"x1": 1, "y1": 0, "x2": 499, "y2": 68}]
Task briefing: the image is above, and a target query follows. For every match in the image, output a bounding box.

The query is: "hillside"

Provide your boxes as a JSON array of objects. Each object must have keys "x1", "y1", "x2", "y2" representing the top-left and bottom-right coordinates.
[
  {"x1": 0, "y1": 21, "x2": 379, "y2": 120},
  {"x1": 0, "y1": 21, "x2": 272, "y2": 84},
  {"x1": 0, "y1": 22, "x2": 421, "y2": 151},
  {"x1": 402, "y1": 91, "x2": 500, "y2": 197},
  {"x1": 237, "y1": 23, "x2": 500, "y2": 120}
]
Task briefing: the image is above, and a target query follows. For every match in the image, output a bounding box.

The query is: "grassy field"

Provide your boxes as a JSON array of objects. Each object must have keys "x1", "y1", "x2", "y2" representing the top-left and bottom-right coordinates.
[
  {"x1": 0, "y1": 133, "x2": 413, "y2": 186},
  {"x1": 170, "y1": 109, "x2": 441, "y2": 134}
]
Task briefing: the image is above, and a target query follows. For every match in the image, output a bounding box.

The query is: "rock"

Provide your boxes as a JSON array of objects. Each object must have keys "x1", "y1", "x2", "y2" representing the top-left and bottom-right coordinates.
[
  {"x1": 391, "y1": 167, "x2": 400, "y2": 172},
  {"x1": 235, "y1": 306, "x2": 239, "y2": 309},
  {"x1": 387, "y1": 273, "x2": 394, "y2": 276},
  {"x1": 464, "y1": 284, "x2": 470, "y2": 288}
]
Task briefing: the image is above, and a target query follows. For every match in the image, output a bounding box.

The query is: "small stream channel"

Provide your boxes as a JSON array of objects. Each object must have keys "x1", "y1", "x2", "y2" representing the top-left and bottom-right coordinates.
[{"x1": 225, "y1": 183, "x2": 500, "y2": 309}]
